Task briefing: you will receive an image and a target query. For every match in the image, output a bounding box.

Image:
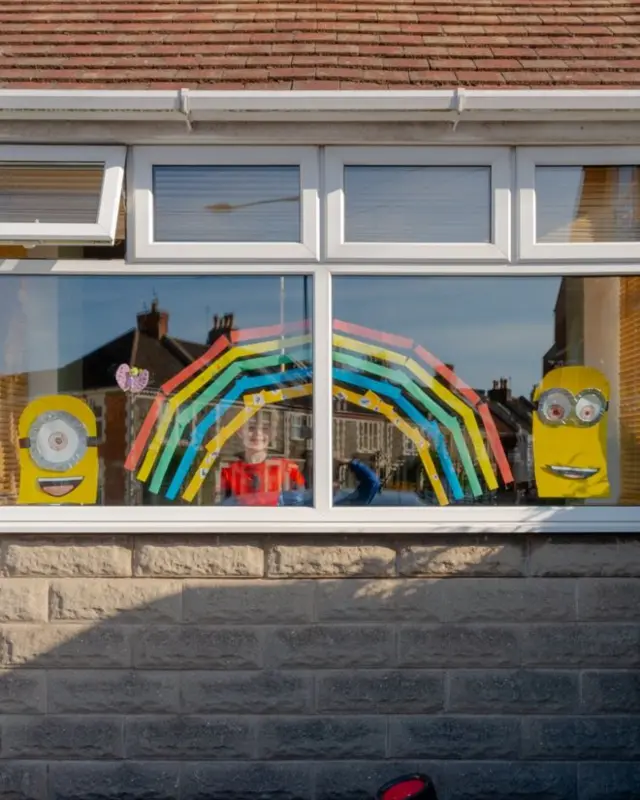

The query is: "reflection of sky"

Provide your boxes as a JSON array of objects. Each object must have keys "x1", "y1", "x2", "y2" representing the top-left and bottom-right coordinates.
[
  {"x1": 333, "y1": 276, "x2": 561, "y2": 396},
  {"x1": 0, "y1": 276, "x2": 312, "y2": 374},
  {"x1": 153, "y1": 166, "x2": 300, "y2": 243},
  {"x1": 1, "y1": 274, "x2": 562, "y2": 396},
  {"x1": 345, "y1": 166, "x2": 490, "y2": 243}
]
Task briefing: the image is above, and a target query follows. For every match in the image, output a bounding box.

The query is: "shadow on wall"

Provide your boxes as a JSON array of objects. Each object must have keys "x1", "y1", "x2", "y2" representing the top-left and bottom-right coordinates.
[{"x1": 0, "y1": 519, "x2": 639, "y2": 800}]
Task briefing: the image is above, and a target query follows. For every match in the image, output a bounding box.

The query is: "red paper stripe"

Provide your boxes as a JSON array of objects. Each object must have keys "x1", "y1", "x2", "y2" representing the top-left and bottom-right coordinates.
[
  {"x1": 334, "y1": 319, "x2": 414, "y2": 350},
  {"x1": 124, "y1": 394, "x2": 165, "y2": 472},
  {"x1": 232, "y1": 318, "x2": 310, "y2": 343},
  {"x1": 479, "y1": 404, "x2": 514, "y2": 485},
  {"x1": 414, "y1": 344, "x2": 480, "y2": 407},
  {"x1": 161, "y1": 335, "x2": 230, "y2": 396}
]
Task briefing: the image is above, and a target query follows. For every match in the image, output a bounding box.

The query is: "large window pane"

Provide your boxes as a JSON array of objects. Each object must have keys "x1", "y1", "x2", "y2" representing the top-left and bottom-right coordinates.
[
  {"x1": 153, "y1": 165, "x2": 301, "y2": 242},
  {"x1": 332, "y1": 275, "x2": 632, "y2": 507},
  {"x1": 536, "y1": 165, "x2": 640, "y2": 243},
  {"x1": 0, "y1": 276, "x2": 312, "y2": 507},
  {"x1": 344, "y1": 165, "x2": 491, "y2": 243}
]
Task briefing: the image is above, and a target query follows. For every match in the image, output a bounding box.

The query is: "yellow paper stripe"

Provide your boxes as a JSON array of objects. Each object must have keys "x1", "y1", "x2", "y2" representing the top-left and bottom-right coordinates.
[
  {"x1": 137, "y1": 334, "x2": 310, "y2": 482},
  {"x1": 182, "y1": 406, "x2": 260, "y2": 503},
  {"x1": 243, "y1": 384, "x2": 313, "y2": 408},
  {"x1": 333, "y1": 333, "x2": 497, "y2": 491}
]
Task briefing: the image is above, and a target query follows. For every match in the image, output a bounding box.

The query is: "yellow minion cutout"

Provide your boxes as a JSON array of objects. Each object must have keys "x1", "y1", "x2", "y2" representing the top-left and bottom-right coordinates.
[
  {"x1": 533, "y1": 366, "x2": 610, "y2": 499},
  {"x1": 18, "y1": 395, "x2": 99, "y2": 505}
]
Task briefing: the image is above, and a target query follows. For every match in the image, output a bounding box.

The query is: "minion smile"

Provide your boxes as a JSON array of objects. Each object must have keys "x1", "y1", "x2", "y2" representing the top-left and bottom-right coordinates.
[
  {"x1": 544, "y1": 465, "x2": 600, "y2": 480},
  {"x1": 37, "y1": 477, "x2": 84, "y2": 497}
]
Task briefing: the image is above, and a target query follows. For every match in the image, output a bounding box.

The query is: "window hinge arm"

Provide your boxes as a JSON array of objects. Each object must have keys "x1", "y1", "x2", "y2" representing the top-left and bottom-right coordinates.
[
  {"x1": 179, "y1": 88, "x2": 192, "y2": 131},
  {"x1": 451, "y1": 87, "x2": 466, "y2": 131}
]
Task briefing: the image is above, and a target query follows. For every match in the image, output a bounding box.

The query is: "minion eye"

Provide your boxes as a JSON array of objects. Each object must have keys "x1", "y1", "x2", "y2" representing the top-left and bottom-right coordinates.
[
  {"x1": 575, "y1": 390, "x2": 606, "y2": 426},
  {"x1": 538, "y1": 389, "x2": 572, "y2": 426},
  {"x1": 29, "y1": 411, "x2": 88, "y2": 472}
]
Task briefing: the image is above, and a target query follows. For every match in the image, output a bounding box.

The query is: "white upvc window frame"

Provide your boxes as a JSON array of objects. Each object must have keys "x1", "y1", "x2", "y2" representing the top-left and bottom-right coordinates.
[
  {"x1": 325, "y1": 146, "x2": 511, "y2": 262},
  {"x1": 517, "y1": 146, "x2": 640, "y2": 262},
  {"x1": 2, "y1": 141, "x2": 640, "y2": 534},
  {"x1": 0, "y1": 145, "x2": 126, "y2": 244},
  {"x1": 130, "y1": 145, "x2": 320, "y2": 262}
]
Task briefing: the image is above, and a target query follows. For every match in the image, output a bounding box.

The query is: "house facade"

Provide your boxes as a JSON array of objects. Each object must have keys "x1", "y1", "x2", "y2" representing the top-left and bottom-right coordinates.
[{"x1": 0, "y1": 2, "x2": 640, "y2": 798}]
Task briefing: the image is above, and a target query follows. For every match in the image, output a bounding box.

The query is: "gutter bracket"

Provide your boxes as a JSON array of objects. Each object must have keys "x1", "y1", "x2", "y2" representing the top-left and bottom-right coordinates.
[
  {"x1": 179, "y1": 88, "x2": 192, "y2": 130},
  {"x1": 451, "y1": 88, "x2": 466, "y2": 131}
]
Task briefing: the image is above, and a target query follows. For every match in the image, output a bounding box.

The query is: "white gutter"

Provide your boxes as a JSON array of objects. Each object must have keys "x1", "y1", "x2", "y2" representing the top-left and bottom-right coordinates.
[{"x1": 2, "y1": 88, "x2": 640, "y2": 122}]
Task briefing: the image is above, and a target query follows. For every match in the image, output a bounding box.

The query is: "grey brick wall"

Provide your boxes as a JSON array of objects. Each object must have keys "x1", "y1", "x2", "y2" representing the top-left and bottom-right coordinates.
[{"x1": 0, "y1": 534, "x2": 639, "y2": 800}]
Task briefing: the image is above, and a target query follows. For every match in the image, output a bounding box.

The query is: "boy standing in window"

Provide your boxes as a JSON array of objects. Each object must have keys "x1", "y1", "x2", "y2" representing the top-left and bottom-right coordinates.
[{"x1": 220, "y1": 418, "x2": 305, "y2": 506}]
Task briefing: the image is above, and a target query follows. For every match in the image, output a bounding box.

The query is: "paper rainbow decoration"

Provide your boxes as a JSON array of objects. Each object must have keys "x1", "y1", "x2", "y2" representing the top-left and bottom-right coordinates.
[{"x1": 124, "y1": 319, "x2": 514, "y2": 505}]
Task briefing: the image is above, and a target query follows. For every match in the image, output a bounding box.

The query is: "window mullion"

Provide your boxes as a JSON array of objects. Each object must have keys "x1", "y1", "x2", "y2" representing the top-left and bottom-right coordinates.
[{"x1": 312, "y1": 268, "x2": 333, "y2": 515}]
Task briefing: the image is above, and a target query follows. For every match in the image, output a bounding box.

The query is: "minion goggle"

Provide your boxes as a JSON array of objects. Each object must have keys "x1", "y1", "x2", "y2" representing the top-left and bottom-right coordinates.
[
  {"x1": 19, "y1": 410, "x2": 99, "y2": 472},
  {"x1": 535, "y1": 387, "x2": 608, "y2": 428}
]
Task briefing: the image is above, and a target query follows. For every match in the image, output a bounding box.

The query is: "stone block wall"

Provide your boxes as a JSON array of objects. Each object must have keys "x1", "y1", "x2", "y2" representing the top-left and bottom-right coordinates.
[{"x1": 0, "y1": 534, "x2": 639, "y2": 800}]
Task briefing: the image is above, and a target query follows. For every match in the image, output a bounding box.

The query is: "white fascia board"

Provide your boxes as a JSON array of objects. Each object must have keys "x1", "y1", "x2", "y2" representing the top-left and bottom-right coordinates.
[
  {"x1": 188, "y1": 89, "x2": 456, "y2": 115},
  {"x1": 3, "y1": 88, "x2": 640, "y2": 122},
  {"x1": 0, "y1": 89, "x2": 183, "y2": 120},
  {"x1": 187, "y1": 88, "x2": 640, "y2": 122},
  {"x1": 463, "y1": 89, "x2": 640, "y2": 112}
]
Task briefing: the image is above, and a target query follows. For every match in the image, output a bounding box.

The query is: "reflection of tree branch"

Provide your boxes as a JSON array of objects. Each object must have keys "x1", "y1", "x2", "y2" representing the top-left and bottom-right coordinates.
[{"x1": 207, "y1": 196, "x2": 299, "y2": 213}]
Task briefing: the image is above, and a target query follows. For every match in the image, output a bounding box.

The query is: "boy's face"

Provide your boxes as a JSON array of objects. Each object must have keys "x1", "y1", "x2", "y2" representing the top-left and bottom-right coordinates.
[{"x1": 242, "y1": 421, "x2": 269, "y2": 454}]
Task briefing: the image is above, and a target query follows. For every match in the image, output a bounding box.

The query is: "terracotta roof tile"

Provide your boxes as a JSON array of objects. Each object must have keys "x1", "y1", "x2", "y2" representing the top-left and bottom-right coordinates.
[{"x1": 1, "y1": 0, "x2": 640, "y2": 89}]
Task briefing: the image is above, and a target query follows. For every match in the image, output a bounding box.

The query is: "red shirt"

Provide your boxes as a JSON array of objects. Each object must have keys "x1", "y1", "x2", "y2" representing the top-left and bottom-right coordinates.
[{"x1": 221, "y1": 458, "x2": 305, "y2": 506}]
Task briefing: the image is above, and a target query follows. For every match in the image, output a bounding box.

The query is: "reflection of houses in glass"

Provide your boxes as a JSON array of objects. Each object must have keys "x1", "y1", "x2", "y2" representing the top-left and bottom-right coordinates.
[
  {"x1": 482, "y1": 378, "x2": 534, "y2": 496},
  {"x1": 542, "y1": 277, "x2": 584, "y2": 377},
  {"x1": 0, "y1": 298, "x2": 535, "y2": 505}
]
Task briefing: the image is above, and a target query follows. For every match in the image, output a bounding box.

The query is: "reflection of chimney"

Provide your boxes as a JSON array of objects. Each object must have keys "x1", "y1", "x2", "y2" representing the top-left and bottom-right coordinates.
[
  {"x1": 488, "y1": 377, "x2": 512, "y2": 404},
  {"x1": 207, "y1": 312, "x2": 236, "y2": 345},
  {"x1": 137, "y1": 298, "x2": 169, "y2": 340}
]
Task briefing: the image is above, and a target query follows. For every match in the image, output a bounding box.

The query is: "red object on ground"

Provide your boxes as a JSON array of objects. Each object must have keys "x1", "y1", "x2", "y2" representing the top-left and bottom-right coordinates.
[
  {"x1": 381, "y1": 779, "x2": 428, "y2": 800},
  {"x1": 378, "y1": 774, "x2": 437, "y2": 800}
]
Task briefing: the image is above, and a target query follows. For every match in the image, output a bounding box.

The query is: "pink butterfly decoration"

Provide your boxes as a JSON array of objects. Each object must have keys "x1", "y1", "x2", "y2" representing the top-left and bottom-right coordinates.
[{"x1": 116, "y1": 364, "x2": 149, "y2": 393}]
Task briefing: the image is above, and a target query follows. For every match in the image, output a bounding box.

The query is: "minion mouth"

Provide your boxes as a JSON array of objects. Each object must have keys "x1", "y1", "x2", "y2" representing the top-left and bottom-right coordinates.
[
  {"x1": 545, "y1": 465, "x2": 599, "y2": 480},
  {"x1": 38, "y1": 477, "x2": 83, "y2": 497}
]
